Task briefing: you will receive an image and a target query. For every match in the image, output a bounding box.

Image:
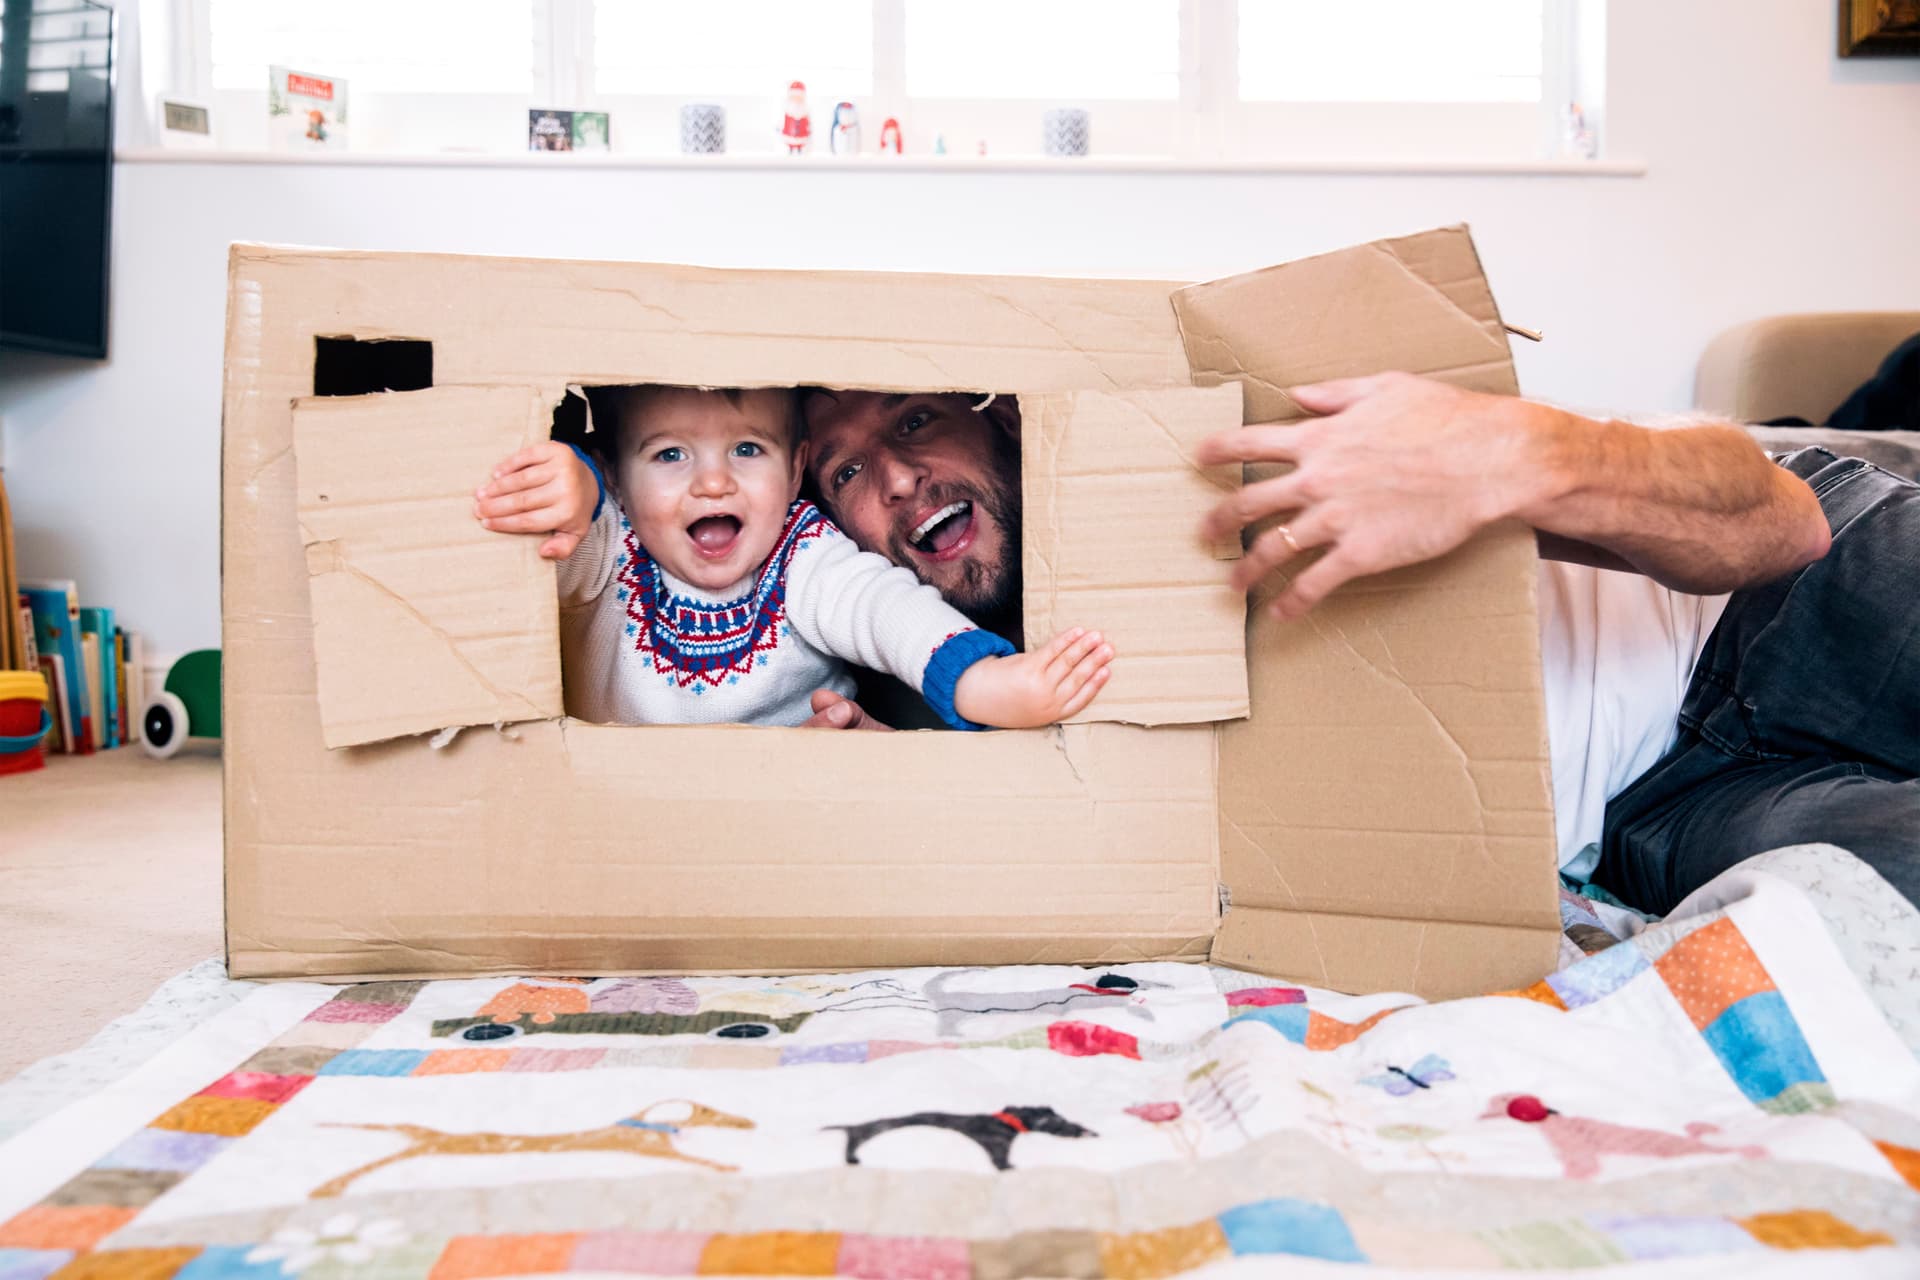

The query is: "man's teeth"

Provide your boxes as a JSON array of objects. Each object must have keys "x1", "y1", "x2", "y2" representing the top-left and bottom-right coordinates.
[{"x1": 909, "y1": 501, "x2": 970, "y2": 548}]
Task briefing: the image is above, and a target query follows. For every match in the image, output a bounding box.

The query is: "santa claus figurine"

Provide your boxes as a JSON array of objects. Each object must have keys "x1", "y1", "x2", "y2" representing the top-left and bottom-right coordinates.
[
  {"x1": 830, "y1": 102, "x2": 861, "y2": 155},
  {"x1": 878, "y1": 117, "x2": 903, "y2": 154},
  {"x1": 780, "y1": 80, "x2": 811, "y2": 155}
]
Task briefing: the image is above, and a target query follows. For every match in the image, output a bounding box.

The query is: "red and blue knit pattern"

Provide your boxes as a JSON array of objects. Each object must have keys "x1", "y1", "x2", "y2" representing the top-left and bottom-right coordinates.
[{"x1": 616, "y1": 500, "x2": 831, "y2": 690}]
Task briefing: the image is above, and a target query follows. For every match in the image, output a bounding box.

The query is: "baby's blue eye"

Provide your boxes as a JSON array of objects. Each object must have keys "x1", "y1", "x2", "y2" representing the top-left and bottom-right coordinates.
[
  {"x1": 654, "y1": 447, "x2": 685, "y2": 463},
  {"x1": 733, "y1": 441, "x2": 764, "y2": 458}
]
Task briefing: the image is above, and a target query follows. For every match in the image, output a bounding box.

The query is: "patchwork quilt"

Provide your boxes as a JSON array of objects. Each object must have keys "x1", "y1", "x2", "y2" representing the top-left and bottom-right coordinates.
[{"x1": 2, "y1": 877, "x2": 1917, "y2": 1278}]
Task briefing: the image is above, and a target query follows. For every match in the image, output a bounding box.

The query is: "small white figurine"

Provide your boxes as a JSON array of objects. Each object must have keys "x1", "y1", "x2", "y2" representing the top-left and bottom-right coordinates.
[
  {"x1": 830, "y1": 101, "x2": 861, "y2": 156},
  {"x1": 780, "y1": 80, "x2": 811, "y2": 155}
]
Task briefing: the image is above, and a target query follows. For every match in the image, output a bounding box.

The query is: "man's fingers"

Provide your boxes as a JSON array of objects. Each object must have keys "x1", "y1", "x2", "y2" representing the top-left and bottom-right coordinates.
[
  {"x1": 1044, "y1": 629, "x2": 1103, "y2": 681},
  {"x1": 1270, "y1": 550, "x2": 1360, "y2": 622},
  {"x1": 1058, "y1": 665, "x2": 1111, "y2": 720},
  {"x1": 1193, "y1": 424, "x2": 1311, "y2": 468},
  {"x1": 1228, "y1": 510, "x2": 1334, "y2": 594},
  {"x1": 1287, "y1": 374, "x2": 1396, "y2": 416},
  {"x1": 1201, "y1": 470, "x2": 1309, "y2": 543},
  {"x1": 799, "y1": 689, "x2": 893, "y2": 731},
  {"x1": 538, "y1": 531, "x2": 582, "y2": 560}
]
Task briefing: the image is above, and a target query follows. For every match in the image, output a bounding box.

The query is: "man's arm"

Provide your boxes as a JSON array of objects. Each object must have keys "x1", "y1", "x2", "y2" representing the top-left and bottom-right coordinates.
[{"x1": 1195, "y1": 372, "x2": 1831, "y2": 620}]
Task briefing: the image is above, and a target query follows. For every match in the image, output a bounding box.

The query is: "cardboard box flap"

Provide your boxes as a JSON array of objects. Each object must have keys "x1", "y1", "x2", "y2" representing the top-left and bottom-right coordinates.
[
  {"x1": 1172, "y1": 224, "x2": 1518, "y2": 423},
  {"x1": 292, "y1": 385, "x2": 563, "y2": 748},
  {"x1": 1174, "y1": 226, "x2": 1560, "y2": 994},
  {"x1": 1019, "y1": 386, "x2": 1249, "y2": 725}
]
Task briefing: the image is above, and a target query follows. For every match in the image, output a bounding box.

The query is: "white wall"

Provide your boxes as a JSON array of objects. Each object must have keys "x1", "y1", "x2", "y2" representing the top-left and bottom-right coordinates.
[{"x1": 3, "y1": 0, "x2": 1917, "y2": 657}]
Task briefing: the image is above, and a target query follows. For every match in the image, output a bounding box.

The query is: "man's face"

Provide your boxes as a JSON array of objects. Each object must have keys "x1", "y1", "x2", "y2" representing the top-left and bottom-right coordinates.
[{"x1": 802, "y1": 391, "x2": 1021, "y2": 619}]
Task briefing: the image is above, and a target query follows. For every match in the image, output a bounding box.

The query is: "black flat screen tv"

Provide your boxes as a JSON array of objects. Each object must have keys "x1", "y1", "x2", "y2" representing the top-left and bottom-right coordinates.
[{"x1": 0, "y1": 0, "x2": 114, "y2": 359}]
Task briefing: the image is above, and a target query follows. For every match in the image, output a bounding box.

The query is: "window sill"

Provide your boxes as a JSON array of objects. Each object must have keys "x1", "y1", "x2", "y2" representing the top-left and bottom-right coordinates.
[{"x1": 115, "y1": 147, "x2": 1647, "y2": 177}]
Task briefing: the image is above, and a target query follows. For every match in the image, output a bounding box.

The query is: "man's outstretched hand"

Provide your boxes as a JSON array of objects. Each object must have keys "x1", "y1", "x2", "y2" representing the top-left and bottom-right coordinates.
[
  {"x1": 1196, "y1": 372, "x2": 1546, "y2": 621},
  {"x1": 800, "y1": 689, "x2": 893, "y2": 731}
]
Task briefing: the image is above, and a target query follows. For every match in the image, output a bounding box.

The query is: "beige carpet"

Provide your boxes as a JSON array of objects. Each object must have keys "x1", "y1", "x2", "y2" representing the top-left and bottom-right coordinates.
[{"x1": 2, "y1": 743, "x2": 223, "y2": 1081}]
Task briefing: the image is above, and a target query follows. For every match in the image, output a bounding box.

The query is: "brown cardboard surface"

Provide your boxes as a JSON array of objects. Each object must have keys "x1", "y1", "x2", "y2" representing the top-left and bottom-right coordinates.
[
  {"x1": 1172, "y1": 226, "x2": 1560, "y2": 998},
  {"x1": 1019, "y1": 387, "x2": 1248, "y2": 726},
  {"x1": 293, "y1": 388, "x2": 562, "y2": 748},
  {"x1": 224, "y1": 246, "x2": 1221, "y2": 981},
  {"x1": 224, "y1": 228, "x2": 1560, "y2": 996}
]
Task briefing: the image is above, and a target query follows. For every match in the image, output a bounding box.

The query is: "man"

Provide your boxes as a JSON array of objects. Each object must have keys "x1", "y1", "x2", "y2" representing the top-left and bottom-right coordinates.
[
  {"x1": 799, "y1": 389, "x2": 1024, "y2": 729},
  {"x1": 800, "y1": 375, "x2": 1918, "y2": 916}
]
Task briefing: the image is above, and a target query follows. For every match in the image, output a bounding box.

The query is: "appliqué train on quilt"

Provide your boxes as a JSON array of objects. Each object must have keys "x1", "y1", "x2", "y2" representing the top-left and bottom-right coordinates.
[{"x1": 616, "y1": 500, "x2": 830, "y2": 688}]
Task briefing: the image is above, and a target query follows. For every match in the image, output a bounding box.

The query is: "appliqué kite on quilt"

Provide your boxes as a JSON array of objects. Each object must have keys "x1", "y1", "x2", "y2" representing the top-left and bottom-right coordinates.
[{"x1": 2, "y1": 878, "x2": 1917, "y2": 1277}]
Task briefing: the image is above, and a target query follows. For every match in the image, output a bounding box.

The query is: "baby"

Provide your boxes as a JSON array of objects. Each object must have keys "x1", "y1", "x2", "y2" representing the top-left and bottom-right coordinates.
[{"x1": 474, "y1": 385, "x2": 1112, "y2": 730}]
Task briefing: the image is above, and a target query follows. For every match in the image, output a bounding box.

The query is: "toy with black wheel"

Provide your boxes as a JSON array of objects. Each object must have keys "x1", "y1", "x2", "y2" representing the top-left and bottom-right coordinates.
[{"x1": 141, "y1": 649, "x2": 221, "y2": 759}]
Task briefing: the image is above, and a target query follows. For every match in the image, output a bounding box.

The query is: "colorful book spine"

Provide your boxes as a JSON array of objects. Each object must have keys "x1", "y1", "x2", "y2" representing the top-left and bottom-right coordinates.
[
  {"x1": 38, "y1": 653, "x2": 71, "y2": 753},
  {"x1": 80, "y1": 631, "x2": 103, "y2": 751},
  {"x1": 21, "y1": 581, "x2": 91, "y2": 754},
  {"x1": 125, "y1": 630, "x2": 146, "y2": 743},
  {"x1": 16, "y1": 595, "x2": 39, "y2": 670},
  {"x1": 80, "y1": 606, "x2": 118, "y2": 748},
  {"x1": 115, "y1": 628, "x2": 130, "y2": 744}
]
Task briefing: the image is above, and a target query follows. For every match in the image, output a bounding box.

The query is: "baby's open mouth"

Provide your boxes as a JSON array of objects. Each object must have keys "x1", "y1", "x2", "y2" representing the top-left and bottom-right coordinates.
[
  {"x1": 687, "y1": 514, "x2": 743, "y2": 558},
  {"x1": 907, "y1": 500, "x2": 975, "y2": 561}
]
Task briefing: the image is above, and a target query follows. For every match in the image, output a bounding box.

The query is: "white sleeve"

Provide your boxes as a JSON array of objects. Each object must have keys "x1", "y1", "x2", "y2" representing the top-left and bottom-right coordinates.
[
  {"x1": 784, "y1": 525, "x2": 1015, "y2": 727},
  {"x1": 556, "y1": 500, "x2": 623, "y2": 610}
]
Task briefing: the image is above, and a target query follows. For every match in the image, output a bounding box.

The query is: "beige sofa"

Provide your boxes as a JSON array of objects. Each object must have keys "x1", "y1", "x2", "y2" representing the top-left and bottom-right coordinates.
[{"x1": 1696, "y1": 311, "x2": 1920, "y2": 480}]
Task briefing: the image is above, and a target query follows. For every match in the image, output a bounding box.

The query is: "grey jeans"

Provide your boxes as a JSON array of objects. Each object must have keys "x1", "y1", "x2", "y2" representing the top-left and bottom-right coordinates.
[{"x1": 1595, "y1": 448, "x2": 1920, "y2": 915}]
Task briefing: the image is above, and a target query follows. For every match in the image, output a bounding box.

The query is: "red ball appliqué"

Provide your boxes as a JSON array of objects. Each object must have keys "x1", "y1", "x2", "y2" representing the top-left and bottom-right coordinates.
[{"x1": 1507, "y1": 1095, "x2": 1552, "y2": 1123}]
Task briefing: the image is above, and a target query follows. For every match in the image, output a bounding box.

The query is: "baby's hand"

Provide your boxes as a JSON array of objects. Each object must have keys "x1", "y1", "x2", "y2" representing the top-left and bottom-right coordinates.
[
  {"x1": 474, "y1": 442, "x2": 597, "y2": 560},
  {"x1": 952, "y1": 628, "x2": 1114, "y2": 729}
]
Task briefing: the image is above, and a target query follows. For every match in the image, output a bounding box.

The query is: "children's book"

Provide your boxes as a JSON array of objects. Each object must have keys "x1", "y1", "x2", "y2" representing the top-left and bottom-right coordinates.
[
  {"x1": 80, "y1": 606, "x2": 117, "y2": 748},
  {"x1": 22, "y1": 581, "x2": 91, "y2": 753},
  {"x1": 269, "y1": 66, "x2": 349, "y2": 151},
  {"x1": 16, "y1": 595, "x2": 38, "y2": 670},
  {"x1": 80, "y1": 630, "x2": 103, "y2": 751},
  {"x1": 126, "y1": 630, "x2": 146, "y2": 743},
  {"x1": 115, "y1": 628, "x2": 130, "y2": 744},
  {"x1": 38, "y1": 653, "x2": 71, "y2": 754}
]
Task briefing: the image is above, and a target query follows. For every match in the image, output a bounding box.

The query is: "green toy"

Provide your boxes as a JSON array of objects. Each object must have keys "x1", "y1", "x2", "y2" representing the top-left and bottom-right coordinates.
[{"x1": 141, "y1": 649, "x2": 221, "y2": 759}]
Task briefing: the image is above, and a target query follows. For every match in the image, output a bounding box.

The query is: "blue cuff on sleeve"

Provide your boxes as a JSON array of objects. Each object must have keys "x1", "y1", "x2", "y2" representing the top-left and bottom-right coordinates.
[
  {"x1": 921, "y1": 628, "x2": 1019, "y2": 731},
  {"x1": 564, "y1": 442, "x2": 606, "y2": 521}
]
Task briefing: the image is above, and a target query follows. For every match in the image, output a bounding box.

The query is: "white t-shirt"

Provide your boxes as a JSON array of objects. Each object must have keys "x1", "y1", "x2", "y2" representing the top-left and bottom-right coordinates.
[{"x1": 1538, "y1": 560, "x2": 1731, "y2": 881}]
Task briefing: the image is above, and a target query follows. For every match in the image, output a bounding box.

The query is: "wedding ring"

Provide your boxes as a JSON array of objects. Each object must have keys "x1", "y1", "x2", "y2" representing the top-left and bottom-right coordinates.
[{"x1": 1278, "y1": 525, "x2": 1302, "y2": 555}]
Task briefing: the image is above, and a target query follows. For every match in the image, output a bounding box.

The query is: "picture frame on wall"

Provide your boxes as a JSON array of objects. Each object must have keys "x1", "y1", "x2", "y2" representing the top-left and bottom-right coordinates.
[{"x1": 1839, "y1": 0, "x2": 1920, "y2": 56}]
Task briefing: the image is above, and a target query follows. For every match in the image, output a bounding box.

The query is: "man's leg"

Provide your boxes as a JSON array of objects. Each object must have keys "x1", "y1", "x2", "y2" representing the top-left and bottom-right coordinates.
[{"x1": 1599, "y1": 750, "x2": 1920, "y2": 915}]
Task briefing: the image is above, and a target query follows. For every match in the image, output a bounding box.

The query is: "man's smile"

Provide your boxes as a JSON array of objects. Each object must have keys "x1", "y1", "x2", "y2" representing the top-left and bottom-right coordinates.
[{"x1": 906, "y1": 500, "x2": 975, "y2": 561}]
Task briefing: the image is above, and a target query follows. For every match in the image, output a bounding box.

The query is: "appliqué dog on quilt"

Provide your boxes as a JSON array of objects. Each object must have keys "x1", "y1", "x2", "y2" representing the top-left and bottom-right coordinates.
[
  {"x1": 919, "y1": 969, "x2": 1165, "y2": 1035},
  {"x1": 310, "y1": 1099, "x2": 754, "y2": 1198},
  {"x1": 1482, "y1": 1092, "x2": 1767, "y2": 1179},
  {"x1": 828, "y1": 1106, "x2": 1097, "y2": 1171}
]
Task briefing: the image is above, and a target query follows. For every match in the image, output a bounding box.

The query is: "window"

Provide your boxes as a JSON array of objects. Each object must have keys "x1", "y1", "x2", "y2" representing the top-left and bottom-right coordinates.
[
  {"x1": 1238, "y1": 0, "x2": 1545, "y2": 104},
  {"x1": 208, "y1": 0, "x2": 532, "y2": 93},
  {"x1": 159, "y1": 0, "x2": 1602, "y2": 162},
  {"x1": 593, "y1": 0, "x2": 871, "y2": 97},
  {"x1": 904, "y1": 0, "x2": 1179, "y2": 100}
]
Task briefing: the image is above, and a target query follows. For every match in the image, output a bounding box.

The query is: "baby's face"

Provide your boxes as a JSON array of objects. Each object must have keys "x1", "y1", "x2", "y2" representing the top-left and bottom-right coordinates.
[{"x1": 614, "y1": 388, "x2": 804, "y2": 592}]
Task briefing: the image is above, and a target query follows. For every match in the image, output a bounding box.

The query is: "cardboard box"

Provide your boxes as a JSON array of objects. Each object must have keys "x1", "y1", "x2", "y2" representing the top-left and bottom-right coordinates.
[{"x1": 224, "y1": 225, "x2": 1558, "y2": 997}]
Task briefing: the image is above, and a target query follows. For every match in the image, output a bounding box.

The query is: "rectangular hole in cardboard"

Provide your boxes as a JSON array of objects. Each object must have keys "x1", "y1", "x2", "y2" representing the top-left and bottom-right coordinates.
[
  {"x1": 313, "y1": 337, "x2": 433, "y2": 397},
  {"x1": 553, "y1": 385, "x2": 1023, "y2": 733}
]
